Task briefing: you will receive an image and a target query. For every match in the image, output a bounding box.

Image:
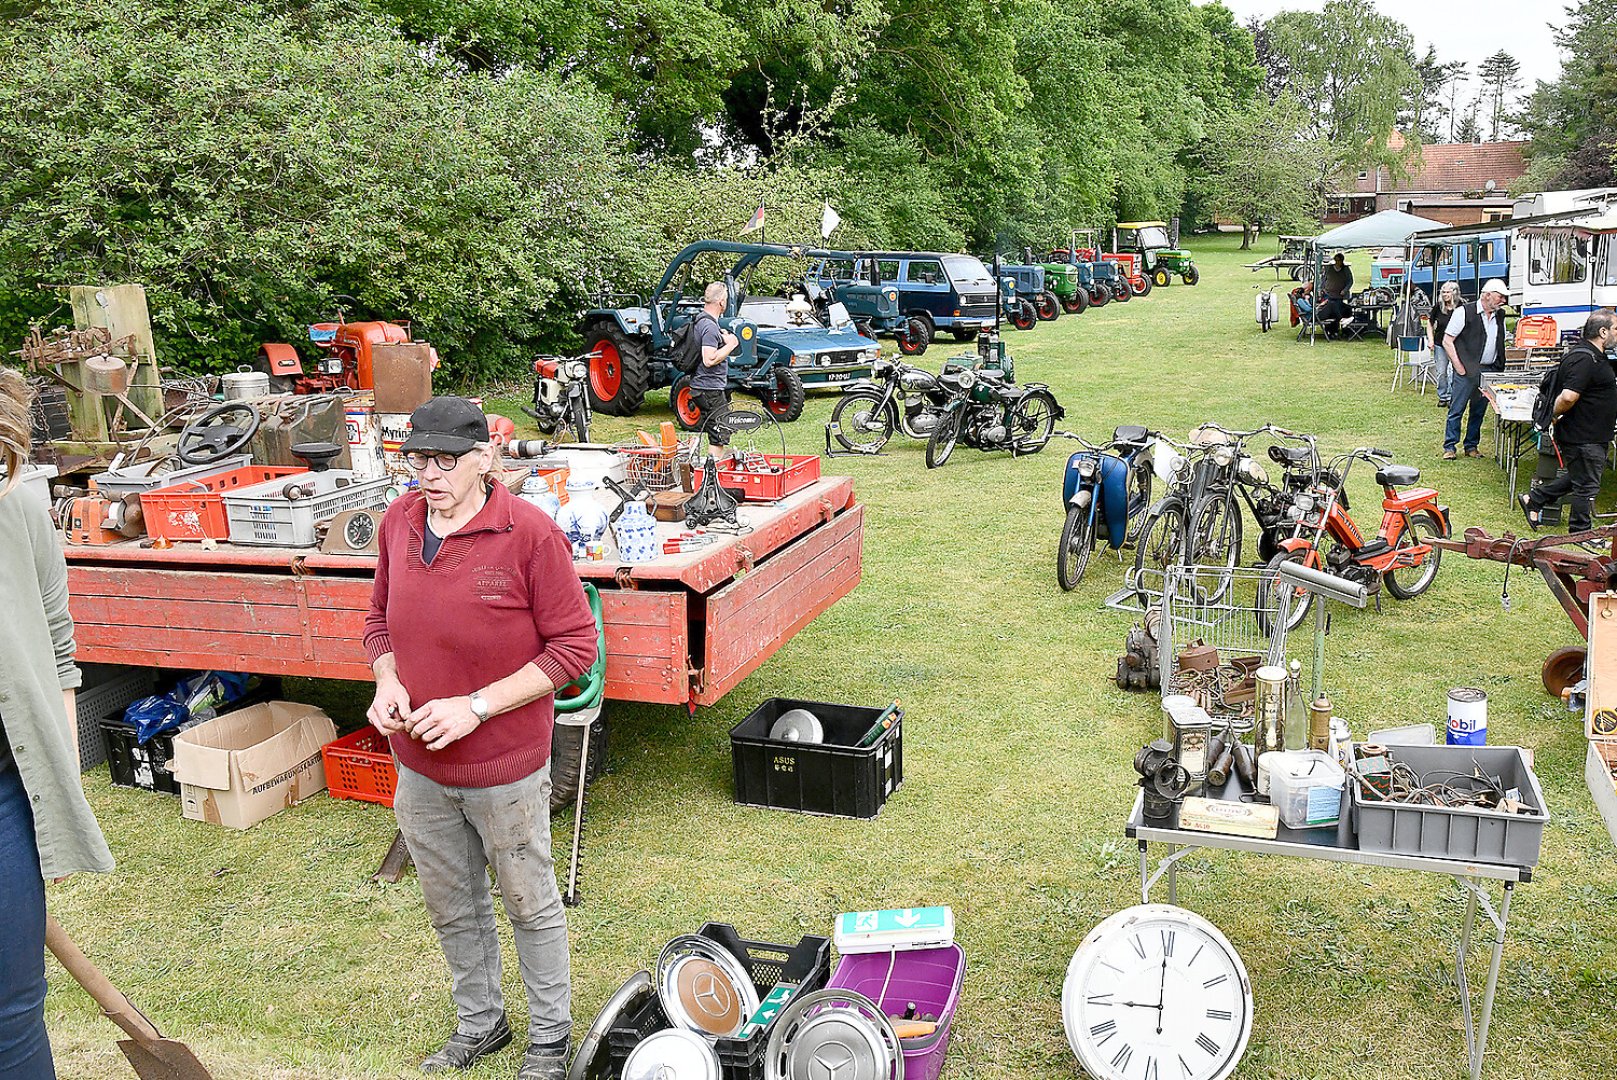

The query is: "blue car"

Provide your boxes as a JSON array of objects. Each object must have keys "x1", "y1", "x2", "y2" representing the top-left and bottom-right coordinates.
[{"x1": 812, "y1": 252, "x2": 1001, "y2": 356}]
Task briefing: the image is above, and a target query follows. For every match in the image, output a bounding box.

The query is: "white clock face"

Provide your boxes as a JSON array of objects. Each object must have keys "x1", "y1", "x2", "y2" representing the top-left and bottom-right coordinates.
[{"x1": 1062, "y1": 905, "x2": 1252, "y2": 1080}]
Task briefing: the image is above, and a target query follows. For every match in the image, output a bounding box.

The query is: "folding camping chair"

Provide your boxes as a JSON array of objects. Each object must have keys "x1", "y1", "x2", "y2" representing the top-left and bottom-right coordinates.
[{"x1": 1391, "y1": 335, "x2": 1433, "y2": 393}]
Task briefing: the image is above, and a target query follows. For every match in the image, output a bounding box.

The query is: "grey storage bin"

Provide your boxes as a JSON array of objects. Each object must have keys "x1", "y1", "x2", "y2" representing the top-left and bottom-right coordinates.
[
  {"x1": 222, "y1": 470, "x2": 390, "y2": 546},
  {"x1": 91, "y1": 455, "x2": 251, "y2": 499},
  {"x1": 74, "y1": 664, "x2": 159, "y2": 772},
  {"x1": 1352, "y1": 744, "x2": 1548, "y2": 867}
]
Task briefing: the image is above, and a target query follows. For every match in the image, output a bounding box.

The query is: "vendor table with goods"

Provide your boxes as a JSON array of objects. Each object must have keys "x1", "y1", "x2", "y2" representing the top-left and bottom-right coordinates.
[
  {"x1": 1480, "y1": 374, "x2": 1542, "y2": 502},
  {"x1": 62, "y1": 475, "x2": 864, "y2": 709},
  {"x1": 1127, "y1": 779, "x2": 1531, "y2": 1080}
]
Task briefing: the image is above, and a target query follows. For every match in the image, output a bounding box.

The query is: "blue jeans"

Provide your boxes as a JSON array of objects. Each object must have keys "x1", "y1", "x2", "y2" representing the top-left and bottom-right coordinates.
[
  {"x1": 1431, "y1": 346, "x2": 1452, "y2": 401},
  {"x1": 0, "y1": 764, "x2": 54, "y2": 1080},
  {"x1": 1445, "y1": 369, "x2": 1487, "y2": 453}
]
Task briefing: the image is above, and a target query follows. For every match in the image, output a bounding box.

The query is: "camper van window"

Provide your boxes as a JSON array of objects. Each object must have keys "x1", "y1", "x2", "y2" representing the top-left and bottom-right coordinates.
[
  {"x1": 1479, "y1": 240, "x2": 1499, "y2": 263},
  {"x1": 1529, "y1": 234, "x2": 1590, "y2": 285},
  {"x1": 1417, "y1": 247, "x2": 1454, "y2": 269},
  {"x1": 1600, "y1": 239, "x2": 1617, "y2": 286}
]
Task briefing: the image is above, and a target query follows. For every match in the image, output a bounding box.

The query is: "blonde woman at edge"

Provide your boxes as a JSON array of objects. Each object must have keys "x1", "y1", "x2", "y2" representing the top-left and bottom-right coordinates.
[
  {"x1": 0, "y1": 368, "x2": 114, "y2": 1079},
  {"x1": 1428, "y1": 280, "x2": 1463, "y2": 407}
]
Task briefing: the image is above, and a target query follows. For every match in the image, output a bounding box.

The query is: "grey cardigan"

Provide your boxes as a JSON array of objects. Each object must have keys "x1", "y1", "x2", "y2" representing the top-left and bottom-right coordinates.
[{"x1": 1, "y1": 483, "x2": 113, "y2": 878}]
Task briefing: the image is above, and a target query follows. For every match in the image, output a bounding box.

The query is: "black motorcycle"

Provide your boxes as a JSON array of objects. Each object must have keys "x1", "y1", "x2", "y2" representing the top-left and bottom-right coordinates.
[
  {"x1": 523, "y1": 351, "x2": 595, "y2": 443},
  {"x1": 826, "y1": 356, "x2": 951, "y2": 453},
  {"x1": 924, "y1": 337, "x2": 1062, "y2": 468}
]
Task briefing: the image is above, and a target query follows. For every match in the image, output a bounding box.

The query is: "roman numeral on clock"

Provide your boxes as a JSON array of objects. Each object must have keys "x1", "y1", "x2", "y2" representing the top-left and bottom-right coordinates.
[
  {"x1": 1091, "y1": 1019, "x2": 1117, "y2": 1046},
  {"x1": 1111, "y1": 1044, "x2": 1133, "y2": 1070},
  {"x1": 1196, "y1": 1033, "x2": 1220, "y2": 1056},
  {"x1": 1206, "y1": 1008, "x2": 1232, "y2": 1021},
  {"x1": 1203, "y1": 974, "x2": 1227, "y2": 989},
  {"x1": 1144, "y1": 1056, "x2": 1160, "y2": 1080},
  {"x1": 1086, "y1": 993, "x2": 1113, "y2": 1006},
  {"x1": 1161, "y1": 929, "x2": 1175, "y2": 957},
  {"x1": 1130, "y1": 935, "x2": 1147, "y2": 959}
]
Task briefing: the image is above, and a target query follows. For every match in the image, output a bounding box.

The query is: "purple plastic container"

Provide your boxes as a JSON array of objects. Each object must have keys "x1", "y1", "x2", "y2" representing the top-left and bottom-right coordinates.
[{"x1": 824, "y1": 944, "x2": 966, "y2": 1080}]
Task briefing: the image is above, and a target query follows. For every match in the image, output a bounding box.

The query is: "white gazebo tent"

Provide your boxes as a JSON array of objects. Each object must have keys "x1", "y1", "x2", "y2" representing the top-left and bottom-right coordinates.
[{"x1": 1301, "y1": 210, "x2": 1448, "y2": 342}]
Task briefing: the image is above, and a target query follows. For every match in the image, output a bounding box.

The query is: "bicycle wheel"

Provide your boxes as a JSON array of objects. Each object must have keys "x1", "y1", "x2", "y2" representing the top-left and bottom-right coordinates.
[
  {"x1": 1258, "y1": 548, "x2": 1315, "y2": 635},
  {"x1": 925, "y1": 408, "x2": 961, "y2": 468},
  {"x1": 1009, "y1": 389, "x2": 1058, "y2": 454},
  {"x1": 1188, "y1": 492, "x2": 1243, "y2": 599},
  {"x1": 1124, "y1": 457, "x2": 1154, "y2": 545},
  {"x1": 1131, "y1": 501, "x2": 1185, "y2": 604}
]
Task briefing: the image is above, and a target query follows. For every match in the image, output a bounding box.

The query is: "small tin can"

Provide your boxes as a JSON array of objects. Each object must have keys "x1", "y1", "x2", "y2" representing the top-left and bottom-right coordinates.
[{"x1": 585, "y1": 540, "x2": 605, "y2": 561}]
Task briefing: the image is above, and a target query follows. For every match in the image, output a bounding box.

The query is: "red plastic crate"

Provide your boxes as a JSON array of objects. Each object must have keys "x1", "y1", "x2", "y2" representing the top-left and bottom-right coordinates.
[
  {"x1": 321, "y1": 728, "x2": 398, "y2": 807},
  {"x1": 692, "y1": 454, "x2": 821, "y2": 502},
  {"x1": 142, "y1": 465, "x2": 305, "y2": 541}
]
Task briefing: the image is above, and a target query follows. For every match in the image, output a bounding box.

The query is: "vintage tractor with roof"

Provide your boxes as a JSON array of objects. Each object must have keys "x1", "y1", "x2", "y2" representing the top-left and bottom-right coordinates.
[
  {"x1": 580, "y1": 240, "x2": 879, "y2": 421},
  {"x1": 1113, "y1": 221, "x2": 1199, "y2": 288}
]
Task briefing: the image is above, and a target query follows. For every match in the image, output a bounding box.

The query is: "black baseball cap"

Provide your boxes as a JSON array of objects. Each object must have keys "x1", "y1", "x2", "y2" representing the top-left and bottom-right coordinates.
[{"x1": 399, "y1": 396, "x2": 487, "y2": 454}]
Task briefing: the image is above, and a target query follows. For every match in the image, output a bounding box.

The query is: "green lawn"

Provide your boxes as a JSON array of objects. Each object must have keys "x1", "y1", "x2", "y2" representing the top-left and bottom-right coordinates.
[{"x1": 45, "y1": 233, "x2": 1617, "y2": 1079}]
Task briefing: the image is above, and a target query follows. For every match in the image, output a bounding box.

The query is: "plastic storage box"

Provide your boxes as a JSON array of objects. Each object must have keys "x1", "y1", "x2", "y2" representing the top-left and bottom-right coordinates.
[
  {"x1": 74, "y1": 664, "x2": 158, "y2": 772},
  {"x1": 142, "y1": 464, "x2": 305, "y2": 541},
  {"x1": 730, "y1": 698, "x2": 903, "y2": 819},
  {"x1": 606, "y1": 923, "x2": 831, "y2": 1080},
  {"x1": 1352, "y1": 744, "x2": 1548, "y2": 866},
  {"x1": 102, "y1": 720, "x2": 182, "y2": 795},
  {"x1": 1268, "y1": 750, "x2": 1346, "y2": 830},
  {"x1": 692, "y1": 454, "x2": 821, "y2": 502},
  {"x1": 223, "y1": 470, "x2": 391, "y2": 546},
  {"x1": 825, "y1": 944, "x2": 966, "y2": 1080},
  {"x1": 92, "y1": 455, "x2": 251, "y2": 500},
  {"x1": 322, "y1": 728, "x2": 399, "y2": 807}
]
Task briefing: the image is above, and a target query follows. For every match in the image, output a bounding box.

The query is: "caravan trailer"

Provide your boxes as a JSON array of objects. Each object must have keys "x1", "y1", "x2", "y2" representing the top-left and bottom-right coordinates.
[{"x1": 1510, "y1": 187, "x2": 1617, "y2": 337}]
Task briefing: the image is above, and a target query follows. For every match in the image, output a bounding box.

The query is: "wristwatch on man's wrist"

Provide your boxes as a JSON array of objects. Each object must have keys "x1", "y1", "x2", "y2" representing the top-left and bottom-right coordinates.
[{"x1": 468, "y1": 690, "x2": 491, "y2": 724}]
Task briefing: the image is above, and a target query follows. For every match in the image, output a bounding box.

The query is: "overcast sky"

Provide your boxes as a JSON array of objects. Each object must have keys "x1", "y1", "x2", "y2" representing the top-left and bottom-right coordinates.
[{"x1": 1217, "y1": 0, "x2": 1566, "y2": 123}]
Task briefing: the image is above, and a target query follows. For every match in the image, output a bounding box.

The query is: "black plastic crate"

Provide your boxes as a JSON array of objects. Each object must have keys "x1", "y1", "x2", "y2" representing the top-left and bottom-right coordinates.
[
  {"x1": 730, "y1": 698, "x2": 903, "y2": 819},
  {"x1": 606, "y1": 922, "x2": 831, "y2": 1080},
  {"x1": 102, "y1": 720, "x2": 181, "y2": 795}
]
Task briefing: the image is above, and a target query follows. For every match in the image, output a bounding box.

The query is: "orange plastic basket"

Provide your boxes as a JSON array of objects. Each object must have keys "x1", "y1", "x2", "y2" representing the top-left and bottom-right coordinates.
[
  {"x1": 142, "y1": 465, "x2": 305, "y2": 541},
  {"x1": 321, "y1": 728, "x2": 398, "y2": 807}
]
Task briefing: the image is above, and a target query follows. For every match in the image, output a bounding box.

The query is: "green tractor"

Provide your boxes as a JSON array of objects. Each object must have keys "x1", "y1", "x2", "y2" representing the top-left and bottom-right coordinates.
[
  {"x1": 1020, "y1": 247, "x2": 1089, "y2": 314},
  {"x1": 1114, "y1": 221, "x2": 1199, "y2": 288}
]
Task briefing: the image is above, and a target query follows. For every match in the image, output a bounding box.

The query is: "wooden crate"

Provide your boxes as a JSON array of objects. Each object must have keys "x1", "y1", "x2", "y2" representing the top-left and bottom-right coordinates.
[
  {"x1": 1586, "y1": 592, "x2": 1617, "y2": 739},
  {"x1": 1586, "y1": 739, "x2": 1617, "y2": 850}
]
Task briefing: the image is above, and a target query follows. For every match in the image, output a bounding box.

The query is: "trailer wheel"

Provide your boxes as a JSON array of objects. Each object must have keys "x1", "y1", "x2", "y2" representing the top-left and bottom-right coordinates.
[{"x1": 1542, "y1": 645, "x2": 1586, "y2": 697}]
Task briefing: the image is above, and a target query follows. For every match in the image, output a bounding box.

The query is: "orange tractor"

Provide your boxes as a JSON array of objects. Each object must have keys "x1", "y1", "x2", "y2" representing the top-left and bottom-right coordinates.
[{"x1": 256, "y1": 318, "x2": 437, "y2": 394}]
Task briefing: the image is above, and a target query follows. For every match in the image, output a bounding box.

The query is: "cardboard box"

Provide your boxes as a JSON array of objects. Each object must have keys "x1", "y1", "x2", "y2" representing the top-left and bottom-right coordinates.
[
  {"x1": 170, "y1": 702, "x2": 337, "y2": 829},
  {"x1": 371, "y1": 342, "x2": 435, "y2": 414}
]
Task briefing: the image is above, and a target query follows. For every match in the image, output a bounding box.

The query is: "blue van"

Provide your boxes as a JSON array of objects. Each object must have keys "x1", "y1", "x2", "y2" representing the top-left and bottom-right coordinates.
[
  {"x1": 1408, "y1": 230, "x2": 1511, "y2": 302},
  {"x1": 812, "y1": 252, "x2": 1000, "y2": 355}
]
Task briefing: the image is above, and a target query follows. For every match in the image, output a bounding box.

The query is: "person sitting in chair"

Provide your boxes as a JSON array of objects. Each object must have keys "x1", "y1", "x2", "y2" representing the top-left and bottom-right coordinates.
[{"x1": 1317, "y1": 253, "x2": 1354, "y2": 336}]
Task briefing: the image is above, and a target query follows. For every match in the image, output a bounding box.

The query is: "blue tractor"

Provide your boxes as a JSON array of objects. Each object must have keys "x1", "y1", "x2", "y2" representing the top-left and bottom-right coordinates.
[{"x1": 580, "y1": 240, "x2": 883, "y2": 421}]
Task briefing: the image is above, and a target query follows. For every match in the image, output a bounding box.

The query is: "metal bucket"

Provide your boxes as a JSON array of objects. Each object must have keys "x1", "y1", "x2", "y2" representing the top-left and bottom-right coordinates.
[
  {"x1": 222, "y1": 366, "x2": 270, "y2": 400},
  {"x1": 378, "y1": 411, "x2": 414, "y2": 483}
]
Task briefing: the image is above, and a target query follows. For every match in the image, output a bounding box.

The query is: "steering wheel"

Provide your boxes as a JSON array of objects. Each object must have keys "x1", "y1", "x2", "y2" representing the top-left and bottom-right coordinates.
[{"x1": 177, "y1": 401, "x2": 260, "y2": 465}]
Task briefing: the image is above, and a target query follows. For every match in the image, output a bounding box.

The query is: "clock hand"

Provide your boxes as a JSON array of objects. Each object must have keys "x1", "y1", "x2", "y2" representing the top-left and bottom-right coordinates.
[{"x1": 1155, "y1": 954, "x2": 1167, "y2": 1034}]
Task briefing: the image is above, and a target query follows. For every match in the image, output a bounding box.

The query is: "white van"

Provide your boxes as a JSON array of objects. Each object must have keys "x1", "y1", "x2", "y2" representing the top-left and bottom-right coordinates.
[{"x1": 1510, "y1": 187, "x2": 1617, "y2": 336}]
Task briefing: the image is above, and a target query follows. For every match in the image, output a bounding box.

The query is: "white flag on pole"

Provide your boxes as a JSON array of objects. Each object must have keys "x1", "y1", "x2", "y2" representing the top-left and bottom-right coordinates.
[{"x1": 820, "y1": 201, "x2": 842, "y2": 239}]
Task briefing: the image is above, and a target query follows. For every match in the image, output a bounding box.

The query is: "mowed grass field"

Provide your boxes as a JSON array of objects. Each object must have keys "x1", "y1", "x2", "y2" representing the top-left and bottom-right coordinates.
[{"x1": 44, "y1": 233, "x2": 1617, "y2": 1079}]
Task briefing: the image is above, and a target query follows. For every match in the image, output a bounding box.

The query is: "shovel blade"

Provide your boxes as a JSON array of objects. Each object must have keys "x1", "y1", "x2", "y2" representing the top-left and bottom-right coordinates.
[{"x1": 117, "y1": 1037, "x2": 215, "y2": 1080}]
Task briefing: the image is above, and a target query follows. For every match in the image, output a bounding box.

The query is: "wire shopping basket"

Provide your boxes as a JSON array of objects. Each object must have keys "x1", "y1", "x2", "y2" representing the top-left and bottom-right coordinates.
[
  {"x1": 1155, "y1": 564, "x2": 1301, "y2": 728},
  {"x1": 613, "y1": 442, "x2": 684, "y2": 491}
]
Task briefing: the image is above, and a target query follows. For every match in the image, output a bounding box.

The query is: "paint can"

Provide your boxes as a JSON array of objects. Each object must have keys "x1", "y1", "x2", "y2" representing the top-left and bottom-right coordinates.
[
  {"x1": 378, "y1": 411, "x2": 414, "y2": 483},
  {"x1": 1446, "y1": 687, "x2": 1488, "y2": 746},
  {"x1": 344, "y1": 395, "x2": 384, "y2": 480}
]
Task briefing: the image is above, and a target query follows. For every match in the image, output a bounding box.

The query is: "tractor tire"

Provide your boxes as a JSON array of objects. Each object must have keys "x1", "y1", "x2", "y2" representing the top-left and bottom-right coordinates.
[
  {"x1": 951, "y1": 329, "x2": 978, "y2": 343},
  {"x1": 583, "y1": 321, "x2": 649, "y2": 416},
  {"x1": 897, "y1": 315, "x2": 932, "y2": 356},
  {"x1": 1088, "y1": 284, "x2": 1111, "y2": 308},
  {"x1": 670, "y1": 376, "x2": 706, "y2": 431},
  {"x1": 1183, "y1": 266, "x2": 1200, "y2": 286},
  {"x1": 761, "y1": 366, "x2": 806, "y2": 423},
  {"x1": 1111, "y1": 279, "x2": 1131, "y2": 303},
  {"x1": 1035, "y1": 291, "x2": 1060, "y2": 321},
  {"x1": 1152, "y1": 266, "x2": 1171, "y2": 289},
  {"x1": 1132, "y1": 274, "x2": 1152, "y2": 298},
  {"x1": 1011, "y1": 299, "x2": 1037, "y2": 331},
  {"x1": 1061, "y1": 289, "x2": 1088, "y2": 315}
]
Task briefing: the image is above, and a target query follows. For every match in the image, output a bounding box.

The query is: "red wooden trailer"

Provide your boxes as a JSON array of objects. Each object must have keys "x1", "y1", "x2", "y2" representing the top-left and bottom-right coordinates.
[{"x1": 64, "y1": 477, "x2": 864, "y2": 708}]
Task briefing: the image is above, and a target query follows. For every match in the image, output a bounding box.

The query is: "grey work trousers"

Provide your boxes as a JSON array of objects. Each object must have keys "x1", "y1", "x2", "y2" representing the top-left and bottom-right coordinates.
[{"x1": 395, "y1": 763, "x2": 571, "y2": 1045}]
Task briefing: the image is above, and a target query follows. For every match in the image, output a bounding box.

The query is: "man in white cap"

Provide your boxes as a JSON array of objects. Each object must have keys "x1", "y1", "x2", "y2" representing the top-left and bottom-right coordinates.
[{"x1": 1441, "y1": 278, "x2": 1511, "y2": 459}]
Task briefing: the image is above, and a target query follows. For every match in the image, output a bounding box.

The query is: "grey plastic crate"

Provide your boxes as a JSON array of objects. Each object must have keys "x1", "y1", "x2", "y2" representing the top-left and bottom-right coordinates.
[
  {"x1": 75, "y1": 664, "x2": 158, "y2": 772},
  {"x1": 222, "y1": 470, "x2": 390, "y2": 546},
  {"x1": 92, "y1": 455, "x2": 250, "y2": 499},
  {"x1": 1352, "y1": 744, "x2": 1548, "y2": 867}
]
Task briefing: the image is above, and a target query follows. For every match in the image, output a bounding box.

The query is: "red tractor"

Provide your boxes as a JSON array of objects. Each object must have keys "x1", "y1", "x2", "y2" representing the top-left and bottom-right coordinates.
[{"x1": 257, "y1": 318, "x2": 436, "y2": 394}]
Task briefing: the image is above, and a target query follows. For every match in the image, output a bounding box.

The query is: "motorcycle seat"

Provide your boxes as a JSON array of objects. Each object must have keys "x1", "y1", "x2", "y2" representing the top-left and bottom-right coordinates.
[
  {"x1": 1113, "y1": 424, "x2": 1150, "y2": 447},
  {"x1": 1375, "y1": 464, "x2": 1420, "y2": 487},
  {"x1": 1270, "y1": 445, "x2": 1312, "y2": 465}
]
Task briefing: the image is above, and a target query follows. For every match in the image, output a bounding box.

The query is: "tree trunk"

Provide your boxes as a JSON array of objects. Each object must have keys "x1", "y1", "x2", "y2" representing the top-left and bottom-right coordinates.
[{"x1": 1240, "y1": 223, "x2": 1256, "y2": 250}]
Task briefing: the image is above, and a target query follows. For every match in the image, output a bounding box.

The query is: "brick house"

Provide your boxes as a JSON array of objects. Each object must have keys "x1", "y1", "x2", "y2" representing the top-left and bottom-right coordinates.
[{"x1": 1323, "y1": 132, "x2": 1528, "y2": 227}]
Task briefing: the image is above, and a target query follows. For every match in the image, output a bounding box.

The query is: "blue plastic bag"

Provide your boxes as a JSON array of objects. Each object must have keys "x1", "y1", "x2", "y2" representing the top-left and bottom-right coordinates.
[
  {"x1": 122, "y1": 670, "x2": 255, "y2": 743},
  {"x1": 124, "y1": 695, "x2": 189, "y2": 744}
]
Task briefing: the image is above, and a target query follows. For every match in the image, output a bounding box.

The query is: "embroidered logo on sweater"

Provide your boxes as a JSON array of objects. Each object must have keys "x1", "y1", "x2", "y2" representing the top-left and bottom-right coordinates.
[{"x1": 471, "y1": 565, "x2": 517, "y2": 602}]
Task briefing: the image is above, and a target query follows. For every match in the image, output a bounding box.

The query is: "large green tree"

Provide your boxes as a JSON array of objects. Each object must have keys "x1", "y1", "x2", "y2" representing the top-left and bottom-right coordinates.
[
  {"x1": 1198, "y1": 94, "x2": 1330, "y2": 247},
  {"x1": 1519, "y1": 0, "x2": 1617, "y2": 190}
]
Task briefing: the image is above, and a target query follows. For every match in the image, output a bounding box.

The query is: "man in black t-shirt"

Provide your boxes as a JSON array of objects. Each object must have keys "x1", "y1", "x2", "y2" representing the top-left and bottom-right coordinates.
[
  {"x1": 1522, "y1": 309, "x2": 1617, "y2": 535},
  {"x1": 691, "y1": 281, "x2": 739, "y2": 450}
]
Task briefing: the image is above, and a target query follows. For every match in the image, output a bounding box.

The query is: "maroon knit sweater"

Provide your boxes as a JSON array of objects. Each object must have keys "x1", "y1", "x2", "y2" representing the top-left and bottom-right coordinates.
[{"x1": 363, "y1": 482, "x2": 598, "y2": 788}]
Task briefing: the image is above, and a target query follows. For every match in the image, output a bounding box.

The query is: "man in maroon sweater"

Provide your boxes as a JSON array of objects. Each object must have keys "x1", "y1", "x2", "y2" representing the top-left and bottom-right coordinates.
[{"x1": 364, "y1": 397, "x2": 597, "y2": 1079}]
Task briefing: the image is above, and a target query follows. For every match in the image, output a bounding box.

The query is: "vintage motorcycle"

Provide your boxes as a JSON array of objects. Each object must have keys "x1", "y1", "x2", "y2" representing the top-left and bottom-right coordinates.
[
  {"x1": 1259, "y1": 447, "x2": 1452, "y2": 632},
  {"x1": 924, "y1": 333, "x2": 1061, "y2": 468},
  {"x1": 1053, "y1": 426, "x2": 1158, "y2": 590},
  {"x1": 523, "y1": 350, "x2": 595, "y2": 443},
  {"x1": 826, "y1": 355, "x2": 951, "y2": 453}
]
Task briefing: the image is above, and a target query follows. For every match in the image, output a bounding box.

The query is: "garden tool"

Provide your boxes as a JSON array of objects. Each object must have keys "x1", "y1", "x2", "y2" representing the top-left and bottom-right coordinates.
[{"x1": 44, "y1": 914, "x2": 215, "y2": 1080}]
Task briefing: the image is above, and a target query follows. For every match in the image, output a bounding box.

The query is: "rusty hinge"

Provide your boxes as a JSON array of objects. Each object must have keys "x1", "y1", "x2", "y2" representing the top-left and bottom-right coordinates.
[
  {"x1": 817, "y1": 498, "x2": 835, "y2": 523},
  {"x1": 290, "y1": 555, "x2": 311, "y2": 577}
]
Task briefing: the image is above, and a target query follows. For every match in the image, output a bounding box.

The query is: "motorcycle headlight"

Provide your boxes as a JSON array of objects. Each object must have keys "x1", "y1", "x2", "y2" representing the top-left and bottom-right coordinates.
[
  {"x1": 1170, "y1": 454, "x2": 1188, "y2": 480},
  {"x1": 1294, "y1": 493, "x2": 1315, "y2": 511},
  {"x1": 1285, "y1": 505, "x2": 1304, "y2": 522},
  {"x1": 959, "y1": 370, "x2": 977, "y2": 388},
  {"x1": 1212, "y1": 446, "x2": 1235, "y2": 468},
  {"x1": 565, "y1": 360, "x2": 587, "y2": 380},
  {"x1": 1239, "y1": 459, "x2": 1268, "y2": 485},
  {"x1": 1077, "y1": 460, "x2": 1097, "y2": 479}
]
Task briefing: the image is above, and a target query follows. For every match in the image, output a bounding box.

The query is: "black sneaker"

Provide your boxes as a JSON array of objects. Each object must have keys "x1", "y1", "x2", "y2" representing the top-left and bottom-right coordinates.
[
  {"x1": 421, "y1": 1016, "x2": 513, "y2": 1073},
  {"x1": 517, "y1": 1041, "x2": 569, "y2": 1080}
]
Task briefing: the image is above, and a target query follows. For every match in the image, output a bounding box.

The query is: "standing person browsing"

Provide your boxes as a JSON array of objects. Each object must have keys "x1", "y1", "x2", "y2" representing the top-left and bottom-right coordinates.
[
  {"x1": 1442, "y1": 278, "x2": 1511, "y2": 460},
  {"x1": 1318, "y1": 253, "x2": 1354, "y2": 336},
  {"x1": 364, "y1": 396, "x2": 598, "y2": 1080},
  {"x1": 0, "y1": 368, "x2": 114, "y2": 1080},
  {"x1": 1519, "y1": 310, "x2": 1617, "y2": 536},
  {"x1": 1428, "y1": 281, "x2": 1463, "y2": 406},
  {"x1": 690, "y1": 282, "x2": 740, "y2": 453}
]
